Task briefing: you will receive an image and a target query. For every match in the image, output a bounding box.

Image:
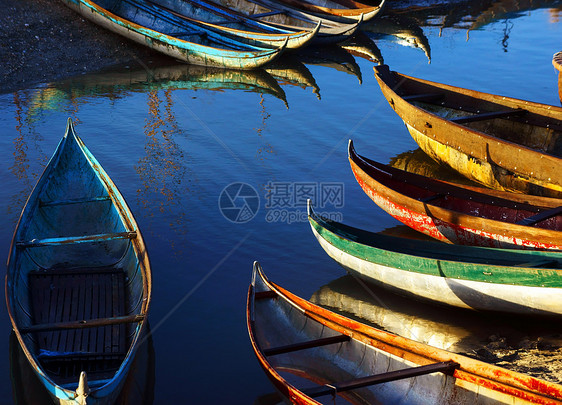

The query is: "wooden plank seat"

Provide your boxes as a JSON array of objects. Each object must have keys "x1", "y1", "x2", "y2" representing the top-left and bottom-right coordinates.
[
  {"x1": 402, "y1": 93, "x2": 444, "y2": 103},
  {"x1": 303, "y1": 361, "x2": 459, "y2": 398},
  {"x1": 450, "y1": 108, "x2": 526, "y2": 124},
  {"x1": 28, "y1": 267, "x2": 130, "y2": 383},
  {"x1": 264, "y1": 335, "x2": 350, "y2": 356},
  {"x1": 252, "y1": 10, "x2": 285, "y2": 17},
  {"x1": 16, "y1": 231, "x2": 136, "y2": 248},
  {"x1": 516, "y1": 205, "x2": 562, "y2": 226},
  {"x1": 418, "y1": 193, "x2": 446, "y2": 203},
  {"x1": 39, "y1": 196, "x2": 111, "y2": 207}
]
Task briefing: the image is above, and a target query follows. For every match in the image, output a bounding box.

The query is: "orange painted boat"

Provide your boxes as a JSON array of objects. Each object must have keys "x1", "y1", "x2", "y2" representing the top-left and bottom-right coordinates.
[
  {"x1": 349, "y1": 140, "x2": 562, "y2": 250},
  {"x1": 248, "y1": 262, "x2": 562, "y2": 404},
  {"x1": 374, "y1": 64, "x2": 562, "y2": 198}
]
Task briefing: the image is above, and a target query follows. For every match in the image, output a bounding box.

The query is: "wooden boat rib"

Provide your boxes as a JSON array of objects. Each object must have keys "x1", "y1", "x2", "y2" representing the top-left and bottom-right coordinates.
[
  {"x1": 61, "y1": 0, "x2": 286, "y2": 69},
  {"x1": 203, "y1": 0, "x2": 361, "y2": 43},
  {"x1": 248, "y1": 262, "x2": 562, "y2": 404},
  {"x1": 374, "y1": 64, "x2": 562, "y2": 197},
  {"x1": 146, "y1": 0, "x2": 320, "y2": 49},
  {"x1": 6, "y1": 119, "x2": 152, "y2": 404},
  {"x1": 307, "y1": 200, "x2": 562, "y2": 315},
  {"x1": 348, "y1": 140, "x2": 562, "y2": 250}
]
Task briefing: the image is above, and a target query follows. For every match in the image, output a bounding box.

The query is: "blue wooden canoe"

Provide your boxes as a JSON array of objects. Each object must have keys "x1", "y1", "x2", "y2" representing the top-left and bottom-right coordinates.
[
  {"x1": 61, "y1": 0, "x2": 286, "y2": 69},
  {"x1": 6, "y1": 119, "x2": 152, "y2": 404},
  {"x1": 147, "y1": 0, "x2": 320, "y2": 49}
]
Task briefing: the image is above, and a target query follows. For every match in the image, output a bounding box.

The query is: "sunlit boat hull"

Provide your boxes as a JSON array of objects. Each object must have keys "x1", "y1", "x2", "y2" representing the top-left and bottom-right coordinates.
[
  {"x1": 308, "y1": 201, "x2": 562, "y2": 315},
  {"x1": 349, "y1": 140, "x2": 562, "y2": 250},
  {"x1": 248, "y1": 262, "x2": 562, "y2": 404},
  {"x1": 374, "y1": 64, "x2": 562, "y2": 197}
]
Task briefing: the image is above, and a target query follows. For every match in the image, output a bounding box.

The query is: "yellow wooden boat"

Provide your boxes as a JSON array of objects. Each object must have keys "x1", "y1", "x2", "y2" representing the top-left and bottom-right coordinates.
[{"x1": 374, "y1": 64, "x2": 562, "y2": 197}]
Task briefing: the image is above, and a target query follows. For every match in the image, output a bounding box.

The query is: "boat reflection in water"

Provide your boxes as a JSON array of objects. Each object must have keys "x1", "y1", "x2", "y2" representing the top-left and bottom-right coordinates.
[
  {"x1": 389, "y1": 148, "x2": 479, "y2": 186},
  {"x1": 310, "y1": 275, "x2": 562, "y2": 381},
  {"x1": 339, "y1": 32, "x2": 384, "y2": 64},
  {"x1": 26, "y1": 62, "x2": 289, "y2": 114},
  {"x1": 10, "y1": 324, "x2": 155, "y2": 404},
  {"x1": 296, "y1": 46, "x2": 363, "y2": 84},
  {"x1": 265, "y1": 57, "x2": 321, "y2": 100},
  {"x1": 361, "y1": 14, "x2": 431, "y2": 62}
]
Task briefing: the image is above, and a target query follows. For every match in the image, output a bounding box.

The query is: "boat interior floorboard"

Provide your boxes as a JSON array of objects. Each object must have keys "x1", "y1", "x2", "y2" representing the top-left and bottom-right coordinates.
[{"x1": 29, "y1": 267, "x2": 128, "y2": 384}]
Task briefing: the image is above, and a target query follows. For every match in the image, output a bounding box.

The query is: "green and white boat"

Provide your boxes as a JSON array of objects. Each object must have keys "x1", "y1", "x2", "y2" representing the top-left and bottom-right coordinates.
[{"x1": 308, "y1": 200, "x2": 562, "y2": 316}]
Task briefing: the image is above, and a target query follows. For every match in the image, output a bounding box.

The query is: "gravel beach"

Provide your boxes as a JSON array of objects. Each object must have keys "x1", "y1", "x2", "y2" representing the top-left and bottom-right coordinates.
[{"x1": 0, "y1": 0, "x2": 166, "y2": 94}]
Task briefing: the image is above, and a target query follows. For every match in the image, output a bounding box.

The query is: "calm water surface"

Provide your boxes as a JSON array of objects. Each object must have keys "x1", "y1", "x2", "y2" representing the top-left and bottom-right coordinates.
[{"x1": 1, "y1": 1, "x2": 561, "y2": 403}]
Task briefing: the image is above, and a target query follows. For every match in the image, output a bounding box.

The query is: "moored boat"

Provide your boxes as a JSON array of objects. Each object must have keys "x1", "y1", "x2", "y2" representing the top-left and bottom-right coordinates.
[
  {"x1": 248, "y1": 262, "x2": 562, "y2": 404},
  {"x1": 61, "y1": 0, "x2": 286, "y2": 69},
  {"x1": 144, "y1": 0, "x2": 320, "y2": 49},
  {"x1": 272, "y1": 0, "x2": 386, "y2": 23},
  {"x1": 308, "y1": 200, "x2": 562, "y2": 315},
  {"x1": 374, "y1": 64, "x2": 562, "y2": 197},
  {"x1": 204, "y1": 0, "x2": 361, "y2": 43},
  {"x1": 6, "y1": 119, "x2": 152, "y2": 404},
  {"x1": 349, "y1": 140, "x2": 562, "y2": 250}
]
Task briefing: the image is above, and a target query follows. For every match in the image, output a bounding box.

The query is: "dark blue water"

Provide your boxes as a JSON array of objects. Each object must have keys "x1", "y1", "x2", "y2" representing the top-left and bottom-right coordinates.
[{"x1": 1, "y1": 2, "x2": 561, "y2": 403}]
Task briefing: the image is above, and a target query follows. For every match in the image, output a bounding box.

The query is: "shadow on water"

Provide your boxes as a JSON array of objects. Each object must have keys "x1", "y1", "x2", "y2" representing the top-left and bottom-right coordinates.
[{"x1": 9, "y1": 323, "x2": 156, "y2": 404}]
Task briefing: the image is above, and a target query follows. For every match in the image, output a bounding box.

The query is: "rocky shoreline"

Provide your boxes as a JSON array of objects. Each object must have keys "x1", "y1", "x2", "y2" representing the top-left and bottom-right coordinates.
[{"x1": 0, "y1": 0, "x2": 165, "y2": 94}]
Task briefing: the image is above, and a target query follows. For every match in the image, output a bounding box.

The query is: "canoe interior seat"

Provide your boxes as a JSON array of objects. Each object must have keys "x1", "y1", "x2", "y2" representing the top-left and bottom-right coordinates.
[
  {"x1": 39, "y1": 196, "x2": 111, "y2": 207},
  {"x1": 402, "y1": 93, "x2": 444, "y2": 103},
  {"x1": 17, "y1": 231, "x2": 136, "y2": 248},
  {"x1": 449, "y1": 108, "x2": 526, "y2": 124},
  {"x1": 303, "y1": 361, "x2": 459, "y2": 398},
  {"x1": 252, "y1": 10, "x2": 285, "y2": 18},
  {"x1": 28, "y1": 267, "x2": 129, "y2": 384},
  {"x1": 264, "y1": 334, "x2": 350, "y2": 356},
  {"x1": 418, "y1": 193, "x2": 446, "y2": 203},
  {"x1": 516, "y1": 205, "x2": 562, "y2": 226}
]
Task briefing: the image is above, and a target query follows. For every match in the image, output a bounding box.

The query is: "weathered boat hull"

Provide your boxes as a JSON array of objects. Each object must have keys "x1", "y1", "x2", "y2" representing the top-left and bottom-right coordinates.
[
  {"x1": 149, "y1": 0, "x2": 319, "y2": 49},
  {"x1": 374, "y1": 64, "x2": 562, "y2": 197},
  {"x1": 61, "y1": 0, "x2": 284, "y2": 69},
  {"x1": 308, "y1": 201, "x2": 562, "y2": 315},
  {"x1": 205, "y1": 0, "x2": 360, "y2": 43},
  {"x1": 249, "y1": 262, "x2": 562, "y2": 404},
  {"x1": 349, "y1": 140, "x2": 562, "y2": 250},
  {"x1": 6, "y1": 119, "x2": 152, "y2": 404}
]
